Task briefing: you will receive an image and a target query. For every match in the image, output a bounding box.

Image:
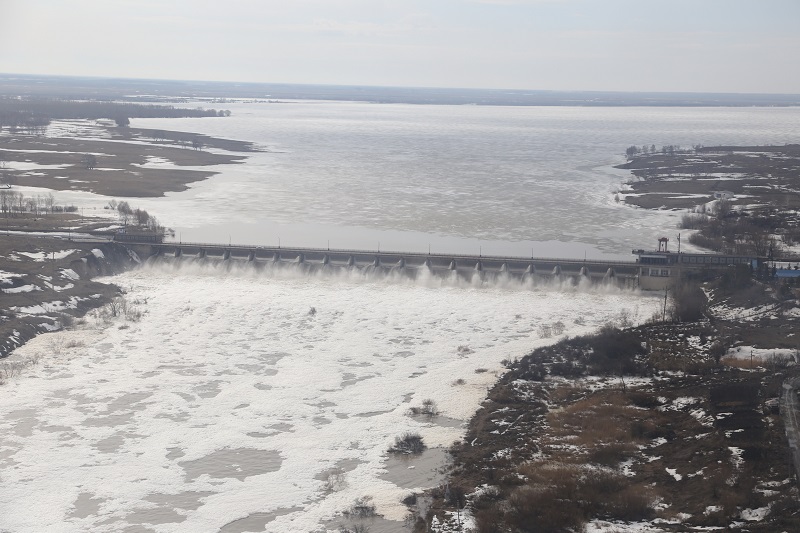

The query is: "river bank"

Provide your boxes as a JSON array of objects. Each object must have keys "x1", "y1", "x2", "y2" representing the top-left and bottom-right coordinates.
[
  {"x1": 0, "y1": 219, "x2": 139, "y2": 359},
  {"x1": 1, "y1": 123, "x2": 260, "y2": 197}
]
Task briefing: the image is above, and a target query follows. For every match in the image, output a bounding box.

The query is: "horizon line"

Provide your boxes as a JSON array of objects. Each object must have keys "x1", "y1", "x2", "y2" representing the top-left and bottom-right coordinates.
[{"x1": 1, "y1": 72, "x2": 799, "y2": 99}]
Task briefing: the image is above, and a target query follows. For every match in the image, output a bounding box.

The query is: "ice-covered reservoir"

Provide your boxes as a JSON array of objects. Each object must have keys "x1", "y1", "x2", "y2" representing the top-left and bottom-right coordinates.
[{"x1": 0, "y1": 260, "x2": 661, "y2": 532}]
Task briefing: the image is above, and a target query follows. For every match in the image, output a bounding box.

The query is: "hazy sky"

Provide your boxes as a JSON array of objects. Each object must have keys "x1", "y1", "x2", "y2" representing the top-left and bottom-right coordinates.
[{"x1": 1, "y1": 0, "x2": 798, "y2": 93}]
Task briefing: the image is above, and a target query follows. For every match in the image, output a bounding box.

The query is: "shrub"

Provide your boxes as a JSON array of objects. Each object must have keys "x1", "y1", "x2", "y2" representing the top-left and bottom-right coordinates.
[
  {"x1": 322, "y1": 467, "x2": 347, "y2": 492},
  {"x1": 410, "y1": 399, "x2": 440, "y2": 416},
  {"x1": 586, "y1": 325, "x2": 647, "y2": 375},
  {"x1": 401, "y1": 493, "x2": 417, "y2": 506},
  {"x1": 627, "y1": 391, "x2": 663, "y2": 409},
  {"x1": 342, "y1": 496, "x2": 377, "y2": 518},
  {"x1": 339, "y1": 526, "x2": 370, "y2": 533},
  {"x1": 720, "y1": 264, "x2": 752, "y2": 289},
  {"x1": 588, "y1": 442, "x2": 635, "y2": 466},
  {"x1": 764, "y1": 353, "x2": 794, "y2": 370},
  {"x1": 680, "y1": 213, "x2": 710, "y2": 229},
  {"x1": 670, "y1": 282, "x2": 706, "y2": 322},
  {"x1": 388, "y1": 432, "x2": 426, "y2": 455}
]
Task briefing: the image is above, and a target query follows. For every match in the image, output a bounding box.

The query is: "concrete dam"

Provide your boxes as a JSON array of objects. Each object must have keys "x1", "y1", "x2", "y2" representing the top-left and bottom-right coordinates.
[{"x1": 119, "y1": 241, "x2": 641, "y2": 287}]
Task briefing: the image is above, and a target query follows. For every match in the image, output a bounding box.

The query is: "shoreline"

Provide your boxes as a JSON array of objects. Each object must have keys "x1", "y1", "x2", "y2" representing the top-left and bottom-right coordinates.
[
  {"x1": 0, "y1": 229, "x2": 139, "y2": 359},
  {"x1": 1, "y1": 122, "x2": 260, "y2": 197}
]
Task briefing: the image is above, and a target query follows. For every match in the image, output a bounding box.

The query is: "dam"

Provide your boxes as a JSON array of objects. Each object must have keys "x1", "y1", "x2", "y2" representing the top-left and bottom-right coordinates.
[{"x1": 111, "y1": 239, "x2": 641, "y2": 286}]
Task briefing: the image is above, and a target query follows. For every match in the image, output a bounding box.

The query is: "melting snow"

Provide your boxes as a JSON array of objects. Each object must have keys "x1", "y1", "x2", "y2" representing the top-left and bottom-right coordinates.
[
  {"x1": 14, "y1": 250, "x2": 78, "y2": 262},
  {"x1": 740, "y1": 505, "x2": 771, "y2": 521},
  {"x1": 1, "y1": 284, "x2": 40, "y2": 294}
]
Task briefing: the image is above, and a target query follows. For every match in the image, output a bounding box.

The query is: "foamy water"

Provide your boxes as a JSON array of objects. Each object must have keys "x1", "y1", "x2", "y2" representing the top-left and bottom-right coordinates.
[{"x1": 0, "y1": 261, "x2": 661, "y2": 532}]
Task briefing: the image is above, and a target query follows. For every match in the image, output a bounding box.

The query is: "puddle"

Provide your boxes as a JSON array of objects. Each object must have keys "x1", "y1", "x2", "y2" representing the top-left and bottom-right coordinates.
[
  {"x1": 246, "y1": 432, "x2": 273, "y2": 438},
  {"x1": 323, "y1": 515, "x2": 406, "y2": 533},
  {"x1": 166, "y1": 447, "x2": 186, "y2": 460},
  {"x1": 107, "y1": 392, "x2": 153, "y2": 413},
  {"x1": 235, "y1": 364, "x2": 262, "y2": 372},
  {"x1": 40, "y1": 424, "x2": 73, "y2": 433},
  {"x1": 71, "y1": 492, "x2": 106, "y2": 519},
  {"x1": 315, "y1": 458, "x2": 365, "y2": 493},
  {"x1": 0, "y1": 448, "x2": 19, "y2": 469},
  {"x1": 355, "y1": 410, "x2": 392, "y2": 418},
  {"x1": 95, "y1": 342, "x2": 113, "y2": 353},
  {"x1": 95, "y1": 434, "x2": 125, "y2": 453},
  {"x1": 179, "y1": 448, "x2": 282, "y2": 481},
  {"x1": 259, "y1": 351, "x2": 289, "y2": 365},
  {"x1": 145, "y1": 491, "x2": 212, "y2": 511},
  {"x1": 218, "y1": 506, "x2": 303, "y2": 533},
  {"x1": 194, "y1": 380, "x2": 224, "y2": 399},
  {"x1": 342, "y1": 373, "x2": 376, "y2": 387},
  {"x1": 13, "y1": 417, "x2": 38, "y2": 437},
  {"x1": 154, "y1": 411, "x2": 191, "y2": 422},
  {"x1": 125, "y1": 506, "x2": 185, "y2": 525},
  {"x1": 381, "y1": 447, "x2": 449, "y2": 489},
  {"x1": 411, "y1": 415, "x2": 464, "y2": 429},
  {"x1": 82, "y1": 412, "x2": 135, "y2": 427}
]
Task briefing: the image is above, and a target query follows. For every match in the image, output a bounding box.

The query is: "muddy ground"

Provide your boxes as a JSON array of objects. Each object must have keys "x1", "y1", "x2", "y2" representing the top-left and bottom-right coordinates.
[
  {"x1": 616, "y1": 145, "x2": 800, "y2": 211},
  {"x1": 1, "y1": 125, "x2": 260, "y2": 197}
]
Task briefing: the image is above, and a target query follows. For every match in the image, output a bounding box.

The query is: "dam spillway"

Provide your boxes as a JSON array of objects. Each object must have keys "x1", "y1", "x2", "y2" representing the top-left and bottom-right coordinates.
[{"x1": 116, "y1": 241, "x2": 641, "y2": 287}]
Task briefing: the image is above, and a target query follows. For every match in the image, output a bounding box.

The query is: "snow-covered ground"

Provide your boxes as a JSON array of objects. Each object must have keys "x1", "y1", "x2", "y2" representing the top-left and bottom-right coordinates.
[{"x1": 0, "y1": 261, "x2": 661, "y2": 532}]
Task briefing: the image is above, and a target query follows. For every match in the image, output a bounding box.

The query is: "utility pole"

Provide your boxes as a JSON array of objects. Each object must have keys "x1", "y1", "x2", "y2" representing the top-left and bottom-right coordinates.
[{"x1": 662, "y1": 287, "x2": 668, "y2": 321}]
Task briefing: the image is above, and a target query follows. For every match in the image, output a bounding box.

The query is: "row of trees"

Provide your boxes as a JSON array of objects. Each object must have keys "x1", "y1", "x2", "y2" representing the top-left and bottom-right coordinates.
[
  {"x1": 0, "y1": 98, "x2": 230, "y2": 134},
  {"x1": 107, "y1": 200, "x2": 162, "y2": 231},
  {"x1": 0, "y1": 190, "x2": 75, "y2": 216},
  {"x1": 0, "y1": 112, "x2": 51, "y2": 134},
  {"x1": 682, "y1": 200, "x2": 783, "y2": 258},
  {"x1": 625, "y1": 144, "x2": 689, "y2": 160}
]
